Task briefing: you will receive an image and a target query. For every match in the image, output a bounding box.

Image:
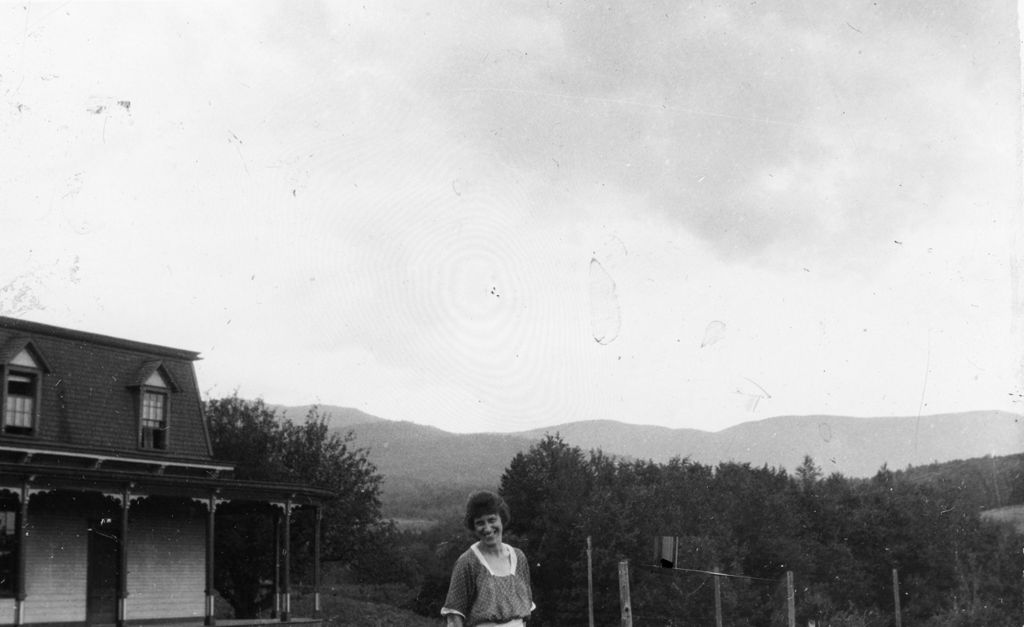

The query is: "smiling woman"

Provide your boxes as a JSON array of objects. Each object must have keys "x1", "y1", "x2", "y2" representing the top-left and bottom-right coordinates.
[{"x1": 441, "y1": 491, "x2": 535, "y2": 627}]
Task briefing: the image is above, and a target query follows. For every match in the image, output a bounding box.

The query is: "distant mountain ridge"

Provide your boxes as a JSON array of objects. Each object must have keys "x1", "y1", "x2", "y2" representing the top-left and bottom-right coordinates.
[
  {"x1": 521, "y1": 411, "x2": 1023, "y2": 478},
  {"x1": 273, "y1": 404, "x2": 385, "y2": 429},
  {"x1": 276, "y1": 406, "x2": 1023, "y2": 501}
]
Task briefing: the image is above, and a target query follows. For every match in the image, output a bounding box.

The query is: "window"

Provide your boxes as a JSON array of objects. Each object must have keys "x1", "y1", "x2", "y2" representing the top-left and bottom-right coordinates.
[
  {"x1": 140, "y1": 390, "x2": 168, "y2": 449},
  {"x1": 0, "y1": 503, "x2": 16, "y2": 597},
  {"x1": 5, "y1": 373, "x2": 36, "y2": 433},
  {"x1": 2, "y1": 345, "x2": 42, "y2": 435},
  {"x1": 137, "y1": 368, "x2": 170, "y2": 450}
]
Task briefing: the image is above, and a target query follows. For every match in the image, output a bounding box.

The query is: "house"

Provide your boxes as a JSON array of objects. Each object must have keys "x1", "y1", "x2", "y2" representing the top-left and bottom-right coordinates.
[{"x1": 0, "y1": 316, "x2": 331, "y2": 627}]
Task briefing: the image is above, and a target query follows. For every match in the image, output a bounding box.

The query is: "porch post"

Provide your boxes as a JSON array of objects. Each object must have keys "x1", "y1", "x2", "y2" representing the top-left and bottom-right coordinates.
[
  {"x1": 118, "y1": 484, "x2": 130, "y2": 627},
  {"x1": 15, "y1": 482, "x2": 28, "y2": 626},
  {"x1": 313, "y1": 505, "x2": 322, "y2": 617},
  {"x1": 272, "y1": 508, "x2": 280, "y2": 618},
  {"x1": 280, "y1": 499, "x2": 292, "y2": 622},
  {"x1": 205, "y1": 493, "x2": 217, "y2": 626}
]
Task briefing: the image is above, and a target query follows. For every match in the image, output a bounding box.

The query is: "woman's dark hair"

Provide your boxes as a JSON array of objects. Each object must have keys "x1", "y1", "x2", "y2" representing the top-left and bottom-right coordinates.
[{"x1": 463, "y1": 490, "x2": 512, "y2": 531}]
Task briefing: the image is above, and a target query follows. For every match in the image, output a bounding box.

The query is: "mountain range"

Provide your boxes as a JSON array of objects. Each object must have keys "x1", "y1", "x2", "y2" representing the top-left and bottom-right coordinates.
[{"x1": 277, "y1": 406, "x2": 1023, "y2": 498}]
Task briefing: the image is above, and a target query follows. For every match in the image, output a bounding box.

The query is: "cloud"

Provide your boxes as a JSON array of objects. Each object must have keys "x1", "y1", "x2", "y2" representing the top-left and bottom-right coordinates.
[
  {"x1": 1, "y1": 1, "x2": 1018, "y2": 432},
  {"x1": 380, "y1": 1, "x2": 1021, "y2": 271}
]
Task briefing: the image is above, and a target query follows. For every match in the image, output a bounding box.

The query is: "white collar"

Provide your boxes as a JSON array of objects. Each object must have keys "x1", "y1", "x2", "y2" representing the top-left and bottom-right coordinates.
[{"x1": 471, "y1": 542, "x2": 516, "y2": 575}]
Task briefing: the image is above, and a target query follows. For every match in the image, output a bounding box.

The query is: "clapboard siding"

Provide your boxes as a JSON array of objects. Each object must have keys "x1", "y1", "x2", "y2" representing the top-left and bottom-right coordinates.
[
  {"x1": 127, "y1": 510, "x2": 205, "y2": 619},
  {"x1": 0, "y1": 599, "x2": 14, "y2": 625},
  {"x1": 23, "y1": 510, "x2": 87, "y2": 624},
  {"x1": 15, "y1": 501, "x2": 206, "y2": 625}
]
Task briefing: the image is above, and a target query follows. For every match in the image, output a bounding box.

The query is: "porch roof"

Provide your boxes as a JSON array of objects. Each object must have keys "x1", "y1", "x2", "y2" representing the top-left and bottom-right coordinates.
[{"x1": 0, "y1": 460, "x2": 334, "y2": 505}]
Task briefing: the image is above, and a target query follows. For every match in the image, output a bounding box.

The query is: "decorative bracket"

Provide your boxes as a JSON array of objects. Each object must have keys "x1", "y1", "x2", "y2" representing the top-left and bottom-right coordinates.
[
  {"x1": 27, "y1": 487, "x2": 54, "y2": 499},
  {"x1": 270, "y1": 499, "x2": 302, "y2": 515},
  {"x1": 102, "y1": 484, "x2": 139, "y2": 507},
  {"x1": 190, "y1": 495, "x2": 229, "y2": 512}
]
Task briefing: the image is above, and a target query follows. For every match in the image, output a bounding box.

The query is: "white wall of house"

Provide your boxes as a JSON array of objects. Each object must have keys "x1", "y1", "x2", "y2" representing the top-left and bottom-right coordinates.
[
  {"x1": 11, "y1": 498, "x2": 207, "y2": 625},
  {"x1": 23, "y1": 509, "x2": 88, "y2": 624},
  {"x1": 0, "y1": 598, "x2": 15, "y2": 624},
  {"x1": 126, "y1": 508, "x2": 205, "y2": 619}
]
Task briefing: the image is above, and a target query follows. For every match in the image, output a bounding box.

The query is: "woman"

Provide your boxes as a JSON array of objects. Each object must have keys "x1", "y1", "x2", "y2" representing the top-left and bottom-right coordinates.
[{"x1": 441, "y1": 490, "x2": 534, "y2": 626}]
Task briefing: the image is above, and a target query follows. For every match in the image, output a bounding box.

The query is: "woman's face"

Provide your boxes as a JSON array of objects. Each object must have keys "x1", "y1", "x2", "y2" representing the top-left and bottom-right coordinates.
[{"x1": 473, "y1": 512, "x2": 503, "y2": 548}]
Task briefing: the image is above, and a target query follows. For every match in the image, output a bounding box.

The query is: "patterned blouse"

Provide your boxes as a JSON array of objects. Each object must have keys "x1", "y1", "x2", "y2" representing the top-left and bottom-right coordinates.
[{"x1": 441, "y1": 542, "x2": 534, "y2": 626}]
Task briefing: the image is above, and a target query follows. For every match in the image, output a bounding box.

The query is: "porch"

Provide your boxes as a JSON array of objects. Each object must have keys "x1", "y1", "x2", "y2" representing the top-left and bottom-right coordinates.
[{"x1": 0, "y1": 463, "x2": 333, "y2": 627}]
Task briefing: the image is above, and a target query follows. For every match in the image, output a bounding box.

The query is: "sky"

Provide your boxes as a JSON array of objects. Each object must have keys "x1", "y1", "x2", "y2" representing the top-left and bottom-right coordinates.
[{"x1": 1, "y1": 1, "x2": 1021, "y2": 434}]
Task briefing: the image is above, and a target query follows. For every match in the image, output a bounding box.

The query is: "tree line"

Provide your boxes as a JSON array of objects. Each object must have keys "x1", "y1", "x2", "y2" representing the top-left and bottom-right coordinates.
[
  {"x1": 414, "y1": 435, "x2": 1023, "y2": 626},
  {"x1": 201, "y1": 397, "x2": 1023, "y2": 626}
]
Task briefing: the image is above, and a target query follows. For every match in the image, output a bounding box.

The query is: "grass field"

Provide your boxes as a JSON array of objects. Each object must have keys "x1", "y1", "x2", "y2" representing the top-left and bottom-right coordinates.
[
  {"x1": 291, "y1": 585, "x2": 442, "y2": 627},
  {"x1": 980, "y1": 503, "x2": 1024, "y2": 533},
  {"x1": 391, "y1": 517, "x2": 440, "y2": 532}
]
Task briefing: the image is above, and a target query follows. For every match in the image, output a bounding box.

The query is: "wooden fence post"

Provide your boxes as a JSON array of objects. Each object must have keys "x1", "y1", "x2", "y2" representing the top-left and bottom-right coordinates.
[
  {"x1": 892, "y1": 568, "x2": 902, "y2": 627},
  {"x1": 587, "y1": 537, "x2": 595, "y2": 627},
  {"x1": 618, "y1": 560, "x2": 632, "y2": 627},
  {"x1": 786, "y1": 570, "x2": 796, "y2": 627},
  {"x1": 714, "y1": 566, "x2": 723, "y2": 627}
]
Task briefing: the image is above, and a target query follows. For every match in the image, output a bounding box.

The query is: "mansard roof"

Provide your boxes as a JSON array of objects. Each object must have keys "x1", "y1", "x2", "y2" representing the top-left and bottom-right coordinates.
[
  {"x1": 0, "y1": 316, "x2": 200, "y2": 360},
  {"x1": 0, "y1": 316, "x2": 213, "y2": 460}
]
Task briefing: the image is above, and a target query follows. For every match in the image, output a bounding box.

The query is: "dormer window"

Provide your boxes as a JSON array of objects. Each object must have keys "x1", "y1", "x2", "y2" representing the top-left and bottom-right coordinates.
[
  {"x1": 5, "y1": 373, "x2": 37, "y2": 433},
  {"x1": 139, "y1": 370, "x2": 169, "y2": 450},
  {"x1": 2, "y1": 348, "x2": 43, "y2": 435}
]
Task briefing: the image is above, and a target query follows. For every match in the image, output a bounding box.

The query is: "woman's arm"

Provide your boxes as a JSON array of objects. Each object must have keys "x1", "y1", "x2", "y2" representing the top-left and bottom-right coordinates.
[
  {"x1": 446, "y1": 614, "x2": 464, "y2": 627},
  {"x1": 442, "y1": 551, "x2": 473, "y2": 625}
]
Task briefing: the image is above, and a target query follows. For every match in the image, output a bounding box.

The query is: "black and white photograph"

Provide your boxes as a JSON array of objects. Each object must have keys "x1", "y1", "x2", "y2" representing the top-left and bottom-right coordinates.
[{"x1": 0, "y1": 1, "x2": 1021, "y2": 625}]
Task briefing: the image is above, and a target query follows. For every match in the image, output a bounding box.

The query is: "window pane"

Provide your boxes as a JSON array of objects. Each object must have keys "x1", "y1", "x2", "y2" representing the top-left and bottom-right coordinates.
[
  {"x1": 4, "y1": 394, "x2": 34, "y2": 429},
  {"x1": 7, "y1": 375, "x2": 33, "y2": 397},
  {"x1": 141, "y1": 392, "x2": 165, "y2": 428}
]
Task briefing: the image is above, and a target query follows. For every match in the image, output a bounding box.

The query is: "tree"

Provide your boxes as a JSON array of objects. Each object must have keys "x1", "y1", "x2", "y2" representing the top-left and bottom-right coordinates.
[
  {"x1": 500, "y1": 434, "x2": 592, "y2": 625},
  {"x1": 795, "y1": 455, "x2": 822, "y2": 491},
  {"x1": 204, "y1": 395, "x2": 388, "y2": 616}
]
